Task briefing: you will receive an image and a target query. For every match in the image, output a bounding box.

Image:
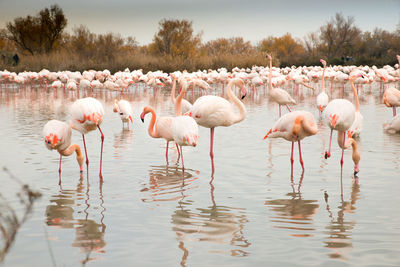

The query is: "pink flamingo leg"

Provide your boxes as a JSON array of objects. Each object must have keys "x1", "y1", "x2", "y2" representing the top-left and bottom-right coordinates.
[
  {"x1": 180, "y1": 146, "x2": 184, "y2": 169},
  {"x1": 325, "y1": 129, "x2": 333, "y2": 159},
  {"x1": 82, "y1": 134, "x2": 89, "y2": 166},
  {"x1": 286, "y1": 105, "x2": 292, "y2": 112},
  {"x1": 166, "y1": 141, "x2": 169, "y2": 162},
  {"x1": 298, "y1": 140, "x2": 304, "y2": 173},
  {"x1": 176, "y1": 143, "x2": 181, "y2": 161},
  {"x1": 58, "y1": 154, "x2": 62, "y2": 174},
  {"x1": 340, "y1": 131, "x2": 345, "y2": 197},
  {"x1": 290, "y1": 141, "x2": 294, "y2": 177},
  {"x1": 279, "y1": 105, "x2": 281, "y2": 117},
  {"x1": 97, "y1": 125, "x2": 104, "y2": 180},
  {"x1": 393, "y1": 107, "x2": 397, "y2": 117},
  {"x1": 210, "y1": 127, "x2": 215, "y2": 175}
]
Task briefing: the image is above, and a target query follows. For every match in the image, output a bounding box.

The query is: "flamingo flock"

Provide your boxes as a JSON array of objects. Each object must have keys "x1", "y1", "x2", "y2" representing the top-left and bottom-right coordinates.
[{"x1": 1, "y1": 54, "x2": 397, "y2": 193}]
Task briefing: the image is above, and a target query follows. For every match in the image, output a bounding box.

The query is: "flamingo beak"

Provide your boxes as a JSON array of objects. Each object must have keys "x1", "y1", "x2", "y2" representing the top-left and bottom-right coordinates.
[
  {"x1": 241, "y1": 86, "x2": 247, "y2": 99},
  {"x1": 354, "y1": 164, "x2": 360, "y2": 176},
  {"x1": 140, "y1": 112, "x2": 145, "y2": 122}
]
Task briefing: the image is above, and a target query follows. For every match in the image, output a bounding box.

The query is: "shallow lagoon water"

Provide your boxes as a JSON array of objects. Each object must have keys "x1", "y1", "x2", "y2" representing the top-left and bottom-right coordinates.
[{"x1": 1, "y1": 82, "x2": 400, "y2": 266}]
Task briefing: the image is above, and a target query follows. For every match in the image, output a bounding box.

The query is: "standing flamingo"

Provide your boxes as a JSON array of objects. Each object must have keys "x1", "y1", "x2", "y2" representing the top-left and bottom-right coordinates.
[
  {"x1": 348, "y1": 75, "x2": 364, "y2": 138},
  {"x1": 383, "y1": 87, "x2": 400, "y2": 116},
  {"x1": 140, "y1": 106, "x2": 180, "y2": 162},
  {"x1": 170, "y1": 75, "x2": 192, "y2": 114},
  {"x1": 113, "y1": 99, "x2": 133, "y2": 129},
  {"x1": 70, "y1": 97, "x2": 105, "y2": 179},
  {"x1": 323, "y1": 98, "x2": 356, "y2": 192},
  {"x1": 263, "y1": 111, "x2": 318, "y2": 176},
  {"x1": 188, "y1": 78, "x2": 247, "y2": 174},
  {"x1": 266, "y1": 54, "x2": 295, "y2": 117},
  {"x1": 316, "y1": 59, "x2": 329, "y2": 113},
  {"x1": 172, "y1": 80, "x2": 199, "y2": 169},
  {"x1": 43, "y1": 120, "x2": 84, "y2": 183}
]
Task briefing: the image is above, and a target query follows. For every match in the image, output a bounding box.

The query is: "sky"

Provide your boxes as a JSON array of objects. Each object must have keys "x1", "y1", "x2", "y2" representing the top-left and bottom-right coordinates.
[{"x1": 0, "y1": 0, "x2": 399, "y2": 45}]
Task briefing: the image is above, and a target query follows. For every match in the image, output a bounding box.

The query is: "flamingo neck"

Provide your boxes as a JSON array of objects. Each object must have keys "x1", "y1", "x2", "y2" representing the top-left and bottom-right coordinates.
[
  {"x1": 60, "y1": 144, "x2": 84, "y2": 170},
  {"x1": 350, "y1": 81, "x2": 360, "y2": 112},
  {"x1": 269, "y1": 58, "x2": 273, "y2": 91},
  {"x1": 147, "y1": 108, "x2": 158, "y2": 138},
  {"x1": 226, "y1": 80, "x2": 246, "y2": 124},
  {"x1": 171, "y1": 78, "x2": 177, "y2": 104},
  {"x1": 175, "y1": 81, "x2": 188, "y2": 116},
  {"x1": 321, "y1": 64, "x2": 326, "y2": 93},
  {"x1": 345, "y1": 137, "x2": 360, "y2": 170}
]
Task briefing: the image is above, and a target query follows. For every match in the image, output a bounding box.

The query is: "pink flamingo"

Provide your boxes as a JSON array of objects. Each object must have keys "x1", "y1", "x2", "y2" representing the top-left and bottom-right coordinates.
[
  {"x1": 188, "y1": 78, "x2": 247, "y2": 175},
  {"x1": 266, "y1": 54, "x2": 296, "y2": 117},
  {"x1": 348, "y1": 75, "x2": 364, "y2": 138},
  {"x1": 263, "y1": 111, "x2": 318, "y2": 176},
  {"x1": 43, "y1": 120, "x2": 84, "y2": 184},
  {"x1": 140, "y1": 106, "x2": 180, "y2": 162},
  {"x1": 172, "y1": 80, "x2": 199, "y2": 169},
  {"x1": 70, "y1": 97, "x2": 105, "y2": 180},
  {"x1": 170, "y1": 74, "x2": 192, "y2": 114},
  {"x1": 113, "y1": 99, "x2": 133, "y2": 129},
  {"x1": 316, "y1": 59, "x2": 329, "y2": 113},
  {"x1": 383, "y1": 87, "x2": 400, "y2": 116}
]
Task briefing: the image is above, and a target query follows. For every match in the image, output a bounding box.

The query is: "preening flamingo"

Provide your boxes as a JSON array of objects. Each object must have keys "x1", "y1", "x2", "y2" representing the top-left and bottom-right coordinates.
[
  {"x1": 43, "y1": 120, "x2": 84, "y2": 183},
  {"x1": 172, "y1": 79, "x2": 199, "y2": 169},
  {"x1": 70, "y1": 97, "x2": 105, "y2": 179},
  {"x1": 188, "y1": 78, "x2": 247, "y2": 174},
  {"x1": 384, "y1": 114, "x2": 400, "y2": 134},
  {"x1": 113, "y1": 99, "x2": 133, "y2": 129},
  {"x1": 263, "y1": 110, "x2": 318, "y2": 176},
  {"x1": 383, "y1": 87, "x2": 400, "y2": 116},
  {"x1": 316, "y1": 59, "x2": 329, "y2": 113},
  {"x1": 348, "y1": 75, "x2": 364, "y2": 138},
  {"x1": 266, "y1": 54, "x2": 295, "y2": 117}
]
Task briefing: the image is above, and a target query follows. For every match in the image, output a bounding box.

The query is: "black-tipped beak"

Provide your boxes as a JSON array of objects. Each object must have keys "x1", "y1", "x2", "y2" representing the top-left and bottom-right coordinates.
[
  {"x1": 241, "y1": 93, "x2": 246, "y2": 99},
  {"x1": 354, "y1": 170, "x2": 359, "y2": 176},
  {"x1": 80, "y1": 170, "x2": 83, "y2": 173},
  {"x1": 141, "y1": 118, "x2": 144, "y2": 123}
]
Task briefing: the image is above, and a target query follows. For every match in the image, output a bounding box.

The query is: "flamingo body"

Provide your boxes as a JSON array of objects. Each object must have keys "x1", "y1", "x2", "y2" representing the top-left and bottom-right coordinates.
[
  {"x1": 70, "y1": 97, "x2": 104, "y2": 134},
  {"x1": 172, "y1": 116, "x2": 199, "y2": 147},
  {"x1": 323, "y1": 99, "x2": 355, "y2": 132},
  {"x1": 43, "y1": 120, "x2": 72, "y2": 152},
  {"x1": 113, "y1": 99, "x2": 133, "y2": 124}
]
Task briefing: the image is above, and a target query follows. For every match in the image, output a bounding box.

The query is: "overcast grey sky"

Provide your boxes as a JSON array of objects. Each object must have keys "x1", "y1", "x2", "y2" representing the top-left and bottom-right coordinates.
[{"x1": 0, "y1": 0, "x2": 399, "y2": 45}]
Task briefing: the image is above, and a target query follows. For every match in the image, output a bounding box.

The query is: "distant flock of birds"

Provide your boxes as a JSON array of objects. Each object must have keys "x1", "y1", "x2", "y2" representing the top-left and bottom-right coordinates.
[{"x1": 2, "y1": 54, "x2": 400, "y2": 187}]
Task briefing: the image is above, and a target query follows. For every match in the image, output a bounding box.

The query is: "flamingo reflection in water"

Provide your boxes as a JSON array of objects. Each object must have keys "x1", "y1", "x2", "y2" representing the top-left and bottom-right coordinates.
[
  {"x1": 323, "y1": 179, "x2": 360, "y2": 260},
  {"x1": 264, "y1": 175, "x2": 319, "y2": 237},
  {"x1": 171, "y1": 180, "x2": 251, "y2": 265},
  {"x1": 45, "y1": 176, "x2": 106, "y2": 265}
]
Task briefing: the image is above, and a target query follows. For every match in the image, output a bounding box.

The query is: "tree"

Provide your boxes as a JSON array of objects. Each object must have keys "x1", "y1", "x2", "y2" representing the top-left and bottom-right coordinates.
[
  {"x1": 150, "y1": 19, "x2": 201, "y2": 57},
  {"x1": 203, "y1": 37, "x2": 253, "y2": 55},
  {"x1": 6, "y1": 4, "x2": 67, "y2": 55}
]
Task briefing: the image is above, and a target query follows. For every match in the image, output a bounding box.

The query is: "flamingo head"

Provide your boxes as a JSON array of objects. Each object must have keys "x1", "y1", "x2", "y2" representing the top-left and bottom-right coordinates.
[
  {"x1": 320, "y1": 59, "x2": 326, "y2": 66},
  {"x1": 185, "y1": 134, "x2": 198, "y2": 147},
  {"x1": 140, "y1": 106, "x2": 151, "y2": 122},
  {"x1": 241, "y1": 86, "x2": 247, "y2": 99},
  {"x1": 45, "y1": 133, "x2": 61, "y2": 149},
  {"x1": 266, "y1": 54, "x2": 272, "y2": 60}
]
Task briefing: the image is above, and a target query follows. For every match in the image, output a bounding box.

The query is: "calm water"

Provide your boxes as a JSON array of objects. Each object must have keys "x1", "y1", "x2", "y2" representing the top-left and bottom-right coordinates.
[{"x1": 1, "y1": 82, "x2": 400, "y2": 266}]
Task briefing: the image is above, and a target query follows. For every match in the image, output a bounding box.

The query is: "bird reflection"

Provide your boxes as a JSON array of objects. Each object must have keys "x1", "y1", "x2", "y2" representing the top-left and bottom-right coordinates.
[
  {"x1": 171, "y1": 181, "x2": 251, "y2": 266},
  {"x1": 265, "y1": 175, "x2": 319, "y2": 237},
  {"x1": 140, "y1": 165, "x2": 199, "y2": 203},
  {"x1": 323, "y1": 179, "x2": 360, "y2": 260},
  {"x1": 113, "y1": 129, "x2": 134, "y2": 160},
  {"x1": 45, "y1": 176, "x2": 106, "y2": 265}
]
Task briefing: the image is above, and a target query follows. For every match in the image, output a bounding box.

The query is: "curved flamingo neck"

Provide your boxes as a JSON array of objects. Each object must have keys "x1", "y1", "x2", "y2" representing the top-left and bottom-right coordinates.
[
  {"x1": 350, "y1": 80, "x2": 360, "y2": 111},
  {"x1": 171, "y1": 78, "x2": 177, "y2": 104},
  {"x1": 147, "y1": 108, "x2": 158, "y2": 138},
  {"x1": 175, "y1": 81, "x2": 188, "y2": 116},
  {"x1": 321, "y1": 64, "x2": 326, "y2": 93},
  {"x1": 226, "y1": 79, "x2": 246, "y2": 124},
  {"x1": 60, "y1": 144, "x2": 84, "y2": 170}
]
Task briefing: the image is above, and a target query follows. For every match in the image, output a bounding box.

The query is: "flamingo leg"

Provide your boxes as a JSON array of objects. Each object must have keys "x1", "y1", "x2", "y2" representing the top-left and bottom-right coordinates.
[
  {"x1": 325, "y1": 129, "x2": 333, "y2": 159},
  {"x1": 286, "y1": 105, "x2": 292, "y2": 112},
  {"x1": 180, "y1": 146, "x2": 184, "y2": 169},
  {"x1": 97, "y1": 125, "x2": 104, "y2": 180},
  {"x1": 166, "y1": 141, "x2": 169, "y2": 162},
  {"x1": 176, "y1": 143, "x2": 181, "y2": 161},
  {"x1": 58, "y1": 154, "x2": 62, "y2": 174},
  {"x1": 82, "y1": 134, "x2": 89, "y2": 166},
  {"x1": 279, "y1": 105, "x2": 281, "y2": 117},
  {"x1": 290, "y1": 141, "x2": 294, "y2": 177},
  {"x1": 340, "y1": 131, "x2": 345, "y2": 197},
  {"x1": 298, "y1": 140, "x2": 304, "y2": 173},
  {"x1": 210, "y1": 127, "x2": 215, "y2": 175},
  {"x1": 393, "y1": 107, "x2": 397, "y2": 117}
]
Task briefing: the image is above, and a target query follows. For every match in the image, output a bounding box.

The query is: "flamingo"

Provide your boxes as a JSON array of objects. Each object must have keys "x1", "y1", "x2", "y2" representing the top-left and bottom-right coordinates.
[
  {"x1": 348, "y1": 75, "x2": 364, "y2": 138},
  {"x1": 43, "y1": 120, "x2": 84, "y2": 183},
  {"x1": 383, "y1": 87, "x2": 400, "y2": 116},
  {"x1": 323, "y1": 98, "x2": 356, "y2": 189},
  {"x1": 317, "y1": 59, "x2": 329, "y2": 113},
  {"x1": 170, "y1": 75, "x2": 192, "y2": 114},
  {"x1": 140, "y1": 106, "x2": 180, "y2": 161},
  {"x1": 113, "y1": 99, "x2": 133, "y2": 129},
  {"x1": 266, "y1": 54, "x2": 295, "y2": 117},
  {"x1": 384, "y1": 114, "x2": 400, "y2": 134},
  {"x1": 171, "y1": 80, "x2": 199, "y2": 169},
  {"x1": 188, "y1": 78, "x2": 247, "y2": 174},
  {"x1": 70, "y1": 97, "x2": 105, "y2": 179},
  {"x1": 263, "y1": 111, "x2": 318, "y2": 176}
]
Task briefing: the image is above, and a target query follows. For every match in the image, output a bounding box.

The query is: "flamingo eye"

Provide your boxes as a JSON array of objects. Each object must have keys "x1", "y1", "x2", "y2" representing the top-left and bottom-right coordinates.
[{"x1": 120, "y1": 112, "x2": 123, "y2": 115}]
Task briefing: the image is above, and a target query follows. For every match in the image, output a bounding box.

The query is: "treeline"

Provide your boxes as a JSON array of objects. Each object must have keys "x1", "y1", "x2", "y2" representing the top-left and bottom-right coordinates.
[{"x1": 0, "y1": 5, "x2": 399, "y2": 72}]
